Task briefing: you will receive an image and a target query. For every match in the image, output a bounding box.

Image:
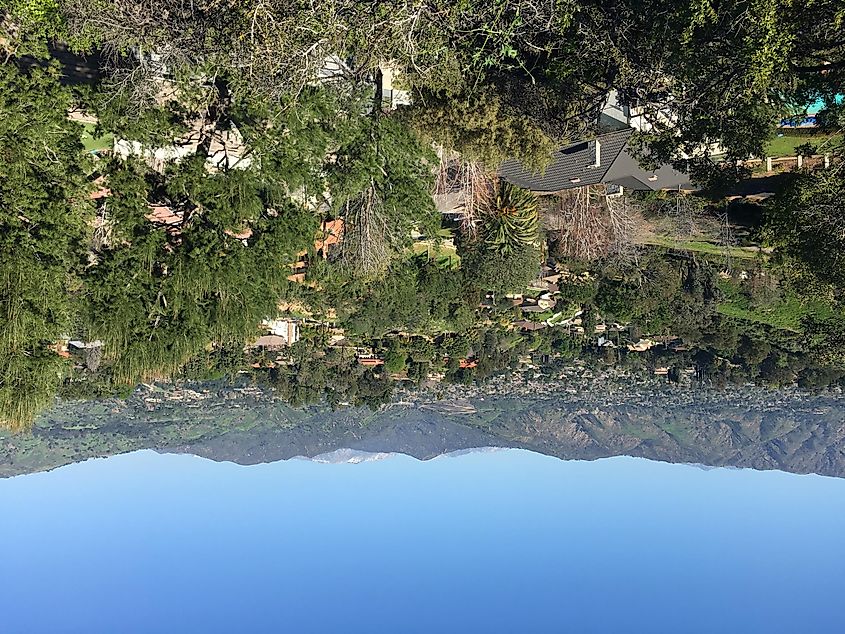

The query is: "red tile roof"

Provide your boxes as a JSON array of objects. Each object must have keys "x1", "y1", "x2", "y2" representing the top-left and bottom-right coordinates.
[
  {"x1": 145, "y1": 205, "x2": 182, "y2": 226},
  {"x1": 315, "y1": 219, "x2": 344, "y2": 254}
]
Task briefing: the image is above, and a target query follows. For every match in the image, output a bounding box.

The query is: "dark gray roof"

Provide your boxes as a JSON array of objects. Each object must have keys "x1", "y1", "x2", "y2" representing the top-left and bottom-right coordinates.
[
  {"x1": 499, "y1": 128, "x2": 693, "y2": 193},
  {"x1": 499, "y1": 129, "x2": 633, "y2": 193},
  {"x1": 602, "y1": 148, "x2": 692, "y2": 191}
]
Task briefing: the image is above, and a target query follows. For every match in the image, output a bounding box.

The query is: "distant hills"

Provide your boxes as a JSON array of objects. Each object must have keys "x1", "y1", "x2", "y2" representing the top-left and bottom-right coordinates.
[{"x1": 2, "y1": 384, "x2": 844, "y2": 479}]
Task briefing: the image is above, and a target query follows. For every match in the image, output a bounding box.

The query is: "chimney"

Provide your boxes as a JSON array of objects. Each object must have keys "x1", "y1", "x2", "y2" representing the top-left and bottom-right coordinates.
[{"x1": 594, "y1": 139, "x2": 601, "y2": 167}]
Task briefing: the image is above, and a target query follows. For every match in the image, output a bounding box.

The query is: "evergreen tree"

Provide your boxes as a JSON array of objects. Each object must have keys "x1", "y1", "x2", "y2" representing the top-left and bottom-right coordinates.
[
  {"x1": 0, "y1": 64, "x2": 92, "y2": 430},
  {"x1": 85, "y1": 158, "x2": 316, "y2": 384}
]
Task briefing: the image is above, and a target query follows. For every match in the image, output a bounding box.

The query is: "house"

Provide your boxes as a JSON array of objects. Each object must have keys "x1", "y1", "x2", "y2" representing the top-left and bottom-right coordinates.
[
  {"x1": 50, "y1": 340, "x2": 72, "y2": 359},
  {"x1": 68, "y1": 340, "x2": 103, "y2": 350},
  {"x1": 248, "y1": 319, "x2": 299, "y2": 352},
  {"x1": 206, "y1": 125, "x2": 252, "y2": 171},
  {"x1": 145, "y1": 205, "x2": 182, "y2": 227},
  {"x1": 499, "y1": 128, "x2": 692, "y2": 195},
  {"x1": 315, "y1": 55, "x2": 354, "y2": 84},
  {"x1": 113, "y1": 134, "x2": 199, "y2": 172},
  {"x1": 260, "y1": 319, "x2": 300, "y2": 346},
  {"x1": 379, "y1": 63, "x2": 411, "y2": 110},
  {"x1": 520, "y1": 304, "x2": 548, "y2": 314},
  {"x1": 89, "y1": 176, "x2": 111, "y2": 200},
  {"x1": 87, "y1": 176, "x2": 184, "y2": 236},
  {"x1": 329, "y1": 336, "x2": 350, "y2": 348},
  {"x1": 600, "y1": 89, "x2": 668, "y2": 135},
  {"x1": 314, "y1": 219, "x2": 344, "y2": 258},
  {"x1": 287, "y1": 219, "x2": 345, "y2": 282},
  {"x1": 627, "y1": 339, "x2": 657, "y2": 352},
  {"x1": 113, "y1": 119, "x2": 252, "y2": 173},
  {"x1": 600, "y1": 89, "x2": 725, "y2": 157},
  {"x1": 252, "y1": 335, "x2": 289, "y2": 351},
  {"x1": 527, "y1": 278, "x2": 557, "y2": 292},
  {"x1": 225, "y1": 227, "x2": 253, "y2": 244}
]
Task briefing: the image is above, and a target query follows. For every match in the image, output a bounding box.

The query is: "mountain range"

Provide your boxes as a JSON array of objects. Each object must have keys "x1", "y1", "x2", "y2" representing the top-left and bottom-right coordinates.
[{"x1": 2, "y1": 383, "x2": 844, "y2": 478}]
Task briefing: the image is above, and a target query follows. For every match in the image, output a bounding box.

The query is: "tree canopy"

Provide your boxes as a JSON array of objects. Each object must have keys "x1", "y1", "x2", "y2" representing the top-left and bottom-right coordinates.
[
  {"x1": 766, "y1": 168, "x2": 845, "y2": 295},
  {"x1": 85, "y1": 158, "x2": 316, "y2": 384},
  {"x1": 0, "y1": 63, "x2": 92, "y2": 429}
]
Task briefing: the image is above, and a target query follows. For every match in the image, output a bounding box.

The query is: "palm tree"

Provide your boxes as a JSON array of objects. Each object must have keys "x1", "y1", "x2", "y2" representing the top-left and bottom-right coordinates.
[{"x1": 483, "y1": 181, "x2": 539, "y2": 255}]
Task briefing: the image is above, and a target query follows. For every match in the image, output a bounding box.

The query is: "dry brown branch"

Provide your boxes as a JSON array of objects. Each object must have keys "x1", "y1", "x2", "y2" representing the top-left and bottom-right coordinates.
[
  {"x1": 433, "y1": 148, "x2": 494, "y2": 237},
  {"x1": 91, "y1": 204, "x2": 113, "y2": 253},
  {"x1": 545, "y1": 185, "x2": 638, "y2": 261},
  {"x1": 337, "y1": 179, "x2": 394, "y2": 278}
]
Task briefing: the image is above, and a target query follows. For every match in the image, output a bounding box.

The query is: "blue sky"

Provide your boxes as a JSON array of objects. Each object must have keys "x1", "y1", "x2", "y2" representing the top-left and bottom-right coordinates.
[{"x1": 2, "y1": 449, "x2": 844, "y2": 633}]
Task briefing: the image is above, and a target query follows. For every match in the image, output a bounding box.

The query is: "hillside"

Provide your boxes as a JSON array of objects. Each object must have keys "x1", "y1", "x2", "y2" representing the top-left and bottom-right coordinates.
[{"x1": 3, "y1": 384, "x2": 844, "y2": 479}]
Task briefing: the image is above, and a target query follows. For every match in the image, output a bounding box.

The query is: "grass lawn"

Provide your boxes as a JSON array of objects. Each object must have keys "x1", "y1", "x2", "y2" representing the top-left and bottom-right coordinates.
[
  {"x1": 643, "y1": 236, "x2": 763, "y2": 260},
  {"x1": 765, "y1": 133, "x2": 842, "y2": 158},
  {"x1": 716, "y1": 278, "x2": 835, "y2": 332},
  {"x1": 411, "y1": 241, "x2": 461, "y2": 269},
  {"x1": 81, "y1": 123, "x2": 113, "y2": 152}
]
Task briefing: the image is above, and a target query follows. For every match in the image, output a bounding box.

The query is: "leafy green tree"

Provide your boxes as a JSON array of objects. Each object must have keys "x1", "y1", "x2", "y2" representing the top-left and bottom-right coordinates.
[
  {"x1": 0, "y1": 63, "x2": 92, "y2": 430},
  {"x1": 44, "y1": 0, "x2": 845, "y2": 167},
  {"x1": 403, "y1": 88, "x2": 556, "y2": 168},
  {"x1": 1, "y1": 0, "x2": 64, "y2": 57},
  {"x1": 56, "y1": 0, "x2": 576, "y2": 100},
  {"x1": 766, "y1": 168, "x2": 845, "y2": 293},
  {"x1": 84, "y1": 158, "x2": 316, "y2": 384},
  {"x1": 802, "y1": 316, "x2": 845, "y2": 366},
  {"x1": 737, "y1": 336, "x2": 772, "y2": 367},
  {"x1": 260, "y1": 344, "x2": 394, "y2": 409},
  {"x1": 91, "y1": 90, "x2": 191, "y2": 147},
  {"x1": 595, "y1": 280, "x2": 638, "y2": 323},
  {"x1": 555, "y1": 274, "x2": 598, "y2": 307},
  {"x1": 337, "y1": 257, "x2": 473, "y2": 337},
  {"x1": 459, "y1": 242, "x2": 540, "y2": 295},
  {"x1": 759, "y1": 351, "x2": 796, "y2": 386},
  {"x1": 576, "y1": 0, "x2": 838, "y2": 165},
  {"x1": 243, "y1": 87, "x2": 362, "y2": 192},
  {"x1": 384, "y1": 342, "x2": 409, "y2": 374},
  {"x1": 327, "y1": 116, "x2": 437, "y2": 279},
  {"x1": 797, "y1": 365, "x2": 845, "y2": 390}
]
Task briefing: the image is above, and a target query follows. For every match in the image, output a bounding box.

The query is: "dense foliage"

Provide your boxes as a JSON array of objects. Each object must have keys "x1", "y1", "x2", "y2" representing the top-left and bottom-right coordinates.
[
  {"x1": 85, "y1": 158, "x2": 317, "y2": 384},
  {"x1": 482, "y1": 183, "x2": 539, "y2": 256},
  {"x1": 403, "y1": 88, "x2": 556, "y2": 168},
  {"x1": 0, "y1": 64, "x2": 91, "y2": 430},
  {"x1": 766, "y1": 168, "x2": 845, "y2": 293}
]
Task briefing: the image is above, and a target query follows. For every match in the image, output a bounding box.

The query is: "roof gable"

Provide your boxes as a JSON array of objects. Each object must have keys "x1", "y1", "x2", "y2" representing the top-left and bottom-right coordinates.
[
  {"x1": 603, "y1": 148, "x2": 692, "y2": 191},
  {"x1": 499, "y1": 128, "x2": 693, "y2": 193},
  {"x1": 499, "y1": 129, "x2": 632, "y2": 193}
]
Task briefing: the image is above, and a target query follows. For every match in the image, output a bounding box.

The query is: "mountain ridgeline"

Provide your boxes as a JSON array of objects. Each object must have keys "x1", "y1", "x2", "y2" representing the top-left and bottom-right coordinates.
[{"x1": 3, "y1": 384, "x2": 844, "y2": 479}]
